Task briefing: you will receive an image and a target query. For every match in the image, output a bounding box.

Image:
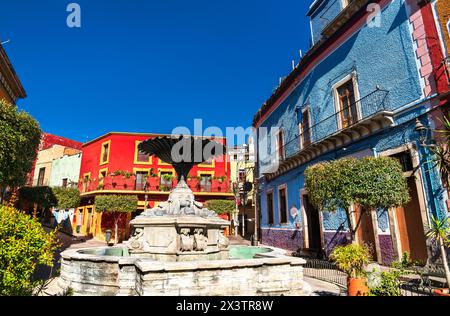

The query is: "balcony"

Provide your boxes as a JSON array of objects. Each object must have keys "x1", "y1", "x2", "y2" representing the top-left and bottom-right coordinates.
[
  {"x1": 79, "y1": 175, "x2": 232, "y2": 196},
  {"x1": 264, "y1": 89, "x2": 394, "y2": 179}
]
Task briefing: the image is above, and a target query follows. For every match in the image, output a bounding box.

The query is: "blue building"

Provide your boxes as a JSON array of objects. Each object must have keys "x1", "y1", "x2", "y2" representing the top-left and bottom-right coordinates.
[{"x1": 253, "y1": 0, "x2": 449, "y2": 266}]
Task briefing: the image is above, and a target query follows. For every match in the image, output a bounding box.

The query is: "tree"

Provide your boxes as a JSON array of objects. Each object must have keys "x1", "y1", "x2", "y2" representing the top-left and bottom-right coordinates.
[
  {"x1": 204, "y1": 199, "x2": 235, "y2": 215},
  {"x1": 0, "y1": 100, "x2": 42, "y2": 202},
  {"x1": 305, "y1": 157, "x2": 410, "y2": 242},
  {"x1": 0, "y1": 204, "x2": 58, "y2": 295},
  {"x1": 52, "y1": 187, "x2": 80, "y2": 210},
  {"x1": 94, "y1": 195, "x2": 138, "y2": 244}
]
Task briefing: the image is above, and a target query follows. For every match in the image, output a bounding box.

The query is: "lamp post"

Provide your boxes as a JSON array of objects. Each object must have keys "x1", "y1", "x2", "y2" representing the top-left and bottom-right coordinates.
[{"x1": 414, "y1": 118, "x2": 440, "y2": 219}]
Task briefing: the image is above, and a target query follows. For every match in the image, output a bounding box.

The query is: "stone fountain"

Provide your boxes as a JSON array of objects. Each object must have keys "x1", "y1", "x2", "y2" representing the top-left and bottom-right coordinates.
[
  {"x1": 58, "y1": 136, "x2": 311, "y2": 296},
  {"x1": 127, "y1": 136, "x2": 230, "y2": 261}
]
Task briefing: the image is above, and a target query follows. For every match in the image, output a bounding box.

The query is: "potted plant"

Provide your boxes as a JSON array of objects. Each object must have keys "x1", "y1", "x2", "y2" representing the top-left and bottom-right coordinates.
[
  {"x1": 426, "y1": 216, "x2": 450, "y2": 296},
  {"x1": 330, "y1": 244, "x2": 371, "y2": 296}
]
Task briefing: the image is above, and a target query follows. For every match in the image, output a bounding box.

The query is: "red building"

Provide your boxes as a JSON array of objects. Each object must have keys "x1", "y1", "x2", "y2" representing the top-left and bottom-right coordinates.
[{"x1": 76, "y1": 132, "x2": 233, "y2": 241}]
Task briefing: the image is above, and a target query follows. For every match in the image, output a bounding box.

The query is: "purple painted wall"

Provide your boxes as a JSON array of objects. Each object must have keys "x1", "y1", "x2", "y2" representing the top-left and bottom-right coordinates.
[
  {"x1": 379, "y1": 234, "x2": 396, "y2": 266},
  {"x1": 261, "y1": 228, "x2": 303, "y2": 251},
  {"x1": 323, "y1": 231, "x2": 350, "y2": 256}
]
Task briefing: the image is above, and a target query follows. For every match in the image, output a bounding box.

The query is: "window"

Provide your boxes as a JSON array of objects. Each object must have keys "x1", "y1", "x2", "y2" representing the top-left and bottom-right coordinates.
[
  {"x1": 199, "y1": 173, "x2": 213, "y2": 192},
  {"x1": 160, "y1": 171, "x2": 173, "y2": 189},
  {"x1": 335, "y1": 77, "x2": 359, "y2": 129},
  {"x1": 134, "y1": 141, "x2": 151, "y2": 164},
  {"x1": 267, "y1": 192, "x2": 274, "y2": 225},
  {"x1": 300, "y1": 108, "x2": 312, "y2": 148},
  {"x1": 391, "y1": 151, "x2": 413, "y2": 173},
  {"x1": 100, "y1": 140, "x2": 111, "y2": 165},
  {"x1": 135, "y1": 171, "x2": 148, "y2": 191},
  {"x1": 238, "y1": 169, "x2": 246, "y2": 183},
  {"x1": 278, "y1": 187, "x2": 288, "y2": 224},
  {"x1": 98, "y1": 169, "x2": 107, "y2": 188},
  {"x1": 37, "y1": 168, "x2": 45, "y2": 186},
  {"x1": 62, "y1": 178, "x2": 68, "y2": 188},
  {"x1": 199, "y1": 157, "x2": 215, "y2": 167},
  {"x1": 82, "y1": 173, "x2": 91, "y2": 193},
  {"x1": 276, "y1": 129, "x2": 285, "y2": 160}
]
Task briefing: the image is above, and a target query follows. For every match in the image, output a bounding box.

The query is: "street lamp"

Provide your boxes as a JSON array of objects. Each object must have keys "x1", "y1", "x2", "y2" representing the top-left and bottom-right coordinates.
[{"x1": 414, "y1": 118, "x2": 429, "y2": 146}]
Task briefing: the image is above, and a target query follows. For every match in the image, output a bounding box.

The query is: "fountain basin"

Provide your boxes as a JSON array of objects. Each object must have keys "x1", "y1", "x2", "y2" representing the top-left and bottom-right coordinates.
[{"x1": 59, "y1": 246, "x2": 311, "y2": 296}]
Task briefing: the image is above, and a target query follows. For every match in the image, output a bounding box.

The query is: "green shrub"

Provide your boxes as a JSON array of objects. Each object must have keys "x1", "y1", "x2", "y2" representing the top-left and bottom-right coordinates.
[
  {"x1": 204, "y1": 200, "x2": 235, "y2": 215},
  {"x1": 330, "y1": 244, "x2": 371, "y2": 278},
  {"x1": 95, "y1": 195, "x2": 138, "y2": 244},
  {"x1": 52, "y1": 187, "x2": 80, "y2": 210},
  {"x1": 0, "y1": 205, "x2": 59, "y2": 295}
]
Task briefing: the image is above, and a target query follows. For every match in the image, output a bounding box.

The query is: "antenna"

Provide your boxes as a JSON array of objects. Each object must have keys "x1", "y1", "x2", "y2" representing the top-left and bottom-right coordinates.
[
  {"x1": 1, "y1": 39, "x2": 10, "y2": 45},
  {"x1": 299, "y1": 50, "x2": 303, "y2": 59},
  {"x1": 292, "y1": 60, "x2": 295, "y2": 70}
]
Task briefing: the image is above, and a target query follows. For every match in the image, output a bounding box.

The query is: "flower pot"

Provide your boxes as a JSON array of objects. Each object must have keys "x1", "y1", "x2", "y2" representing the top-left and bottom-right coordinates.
[
  {"x1": 434, "y1": 288, "x2": 450, "y2": 296},
  {"x1": 347, "y1": 277, "x2": 369, "y2": 296}
]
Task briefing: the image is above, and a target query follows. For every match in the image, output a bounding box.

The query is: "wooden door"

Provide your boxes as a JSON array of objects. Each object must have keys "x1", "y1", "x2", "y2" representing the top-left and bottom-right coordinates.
[
  {"x1": 394, "y1": 177, "x2": 428, "y2": 263},
  {"x1": 304, "y1": 195, "x2": 322, "y2": 250},
  {"x1": 355, "y1": 205, "x2": 378, "y2": 261},
  {"x1": 337, "y1": 80, "x2": 358, "y2": 128}
]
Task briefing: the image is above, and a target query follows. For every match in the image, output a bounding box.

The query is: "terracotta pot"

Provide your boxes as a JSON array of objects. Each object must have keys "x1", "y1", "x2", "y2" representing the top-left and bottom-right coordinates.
[
  {"x1": 347, "y1": 277, "x2": 369, "y2": 296},
  {"x1": 434, "y1": 288, "x2": 450, "y2": 296}
]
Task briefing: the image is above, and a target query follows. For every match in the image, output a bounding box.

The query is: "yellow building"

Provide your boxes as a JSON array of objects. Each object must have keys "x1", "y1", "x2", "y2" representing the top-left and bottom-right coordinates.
[{"x1": 228, "y1": 137, "x2": 256, "y2": 237}]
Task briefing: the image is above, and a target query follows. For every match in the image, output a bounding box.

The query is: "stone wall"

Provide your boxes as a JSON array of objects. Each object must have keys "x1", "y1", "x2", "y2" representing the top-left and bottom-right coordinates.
[{"x1": 59, "y1": 248, "x2": 311, "y2": 296}]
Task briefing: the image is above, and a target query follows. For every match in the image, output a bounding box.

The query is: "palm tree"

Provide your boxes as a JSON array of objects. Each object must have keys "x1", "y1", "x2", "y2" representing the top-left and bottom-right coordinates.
[{"x1": 426, "y1": 216, "x2": 450, "y2": 288}]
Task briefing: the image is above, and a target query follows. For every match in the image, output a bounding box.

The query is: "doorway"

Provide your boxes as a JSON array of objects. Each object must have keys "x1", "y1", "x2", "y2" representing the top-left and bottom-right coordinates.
[
  {"x1": 355, "y1": 205, "x2": 378, "y2": 261},
  {"x1": 303, "y1": 194, "x2": 322, "y2": 251},
  {"x1": 394, "y1": 176, "x2": 428, "y2": 263}
]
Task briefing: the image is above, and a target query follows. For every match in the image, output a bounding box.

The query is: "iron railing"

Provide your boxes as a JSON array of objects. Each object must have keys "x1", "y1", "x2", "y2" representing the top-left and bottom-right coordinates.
[
  {"x1": 302, "y1": 258, "x2": 440, "y2": 296},
  {"x1": 280, "y1": 89, "x2": 390, "y2": 161},
  {"x1": 303, "y1": 258, "x2": 348, "y2": 288}
]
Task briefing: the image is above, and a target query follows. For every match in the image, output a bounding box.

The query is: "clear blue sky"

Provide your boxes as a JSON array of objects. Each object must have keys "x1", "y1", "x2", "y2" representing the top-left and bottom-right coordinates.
[{"x1": 0, "y1": 0, "x2": 312, "y2": 144}]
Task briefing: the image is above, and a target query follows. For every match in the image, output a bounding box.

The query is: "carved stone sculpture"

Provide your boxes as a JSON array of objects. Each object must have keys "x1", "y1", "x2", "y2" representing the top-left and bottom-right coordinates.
[
  {"x1": 128, "y1": 227, "x2": 144, "y2": 250},
  {"x1": 218, "y1": 230, "x2": 229, "y2": 250},
  {"x1": 179, "y1": 228, "x2": 194, "y2": 252},
  {"x1": 193, "y1": 229, "x2": 208, "y2": 251}
]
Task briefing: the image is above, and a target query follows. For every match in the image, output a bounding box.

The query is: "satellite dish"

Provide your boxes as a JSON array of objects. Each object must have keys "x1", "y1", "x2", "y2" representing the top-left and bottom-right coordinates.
[{"x1": 290, "y1": 207, "x2": 298, "y2": 218}]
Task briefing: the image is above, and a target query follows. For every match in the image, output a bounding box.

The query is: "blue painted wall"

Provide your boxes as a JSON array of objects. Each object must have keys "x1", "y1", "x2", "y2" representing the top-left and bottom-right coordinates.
[
  {"x1": 259, "y1": 0, "x2": 422, "y2": 172},
  {"x1": 309, "y1": 0, "x2": 344, "y2": 44}
]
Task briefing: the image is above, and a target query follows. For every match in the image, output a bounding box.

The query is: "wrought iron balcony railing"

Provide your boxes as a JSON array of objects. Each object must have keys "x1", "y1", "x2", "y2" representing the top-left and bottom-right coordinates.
[{"x1": 280, "y1": 88, "x2": 390, "y2": 161}]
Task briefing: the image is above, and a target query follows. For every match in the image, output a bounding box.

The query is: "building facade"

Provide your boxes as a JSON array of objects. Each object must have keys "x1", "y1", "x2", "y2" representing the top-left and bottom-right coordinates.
[
  {"x1": 76, "y1": 132, "x2": 233, "y2": 242},
  {"x1": 29, "y1": 133, "x2": 83, "y2": 187},
  {"x1": 228, "y1": 137, "x2": 256, "y2": 237},
  {"x1": 49, "y1": 152, "x2": 82, "y2": 188},
  {"x1": 253, "y1": 0, "x2": 449, "y2": 266},
  {"x1": 0, "y1": 42, "x2": 26, "y2": 105}
]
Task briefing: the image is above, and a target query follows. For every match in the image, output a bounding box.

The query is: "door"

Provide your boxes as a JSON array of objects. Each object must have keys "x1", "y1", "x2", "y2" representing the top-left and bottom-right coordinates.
[
  {"x1": 86, "y1": 208, "x2": 93, "y2": 234},
  {"x1": 303, "y1": 195, "x2": 322, "y2": 250},
  {"x1": 337, "y1": 80, "x2": 358, "y2": 128},
  {"x1": 395, "y1": 177, "x2": 428, "y2": 263},
  {"x1": 355, "y1": 205, "x2": 378, "y2": 261}
]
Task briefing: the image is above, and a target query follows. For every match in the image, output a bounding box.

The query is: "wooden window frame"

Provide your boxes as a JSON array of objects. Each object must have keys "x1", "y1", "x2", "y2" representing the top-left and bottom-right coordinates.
[
  {"x1": 299, "y1": 107, "x2": 312, "y2": 150},
  {"x1": 266, "y1": 190, "x2": 274, "y2": 225},
  {"x1": 134, "y1": 140, "x2": 152, "y2": 165},
  {"x1": 99, "y1": 140, "x2": 111, "y2": 165},
  {"x1": 278, "y1": 184, "x2": 289, "y2": 225},
  {"x1": 332, "y1": 72, "x2": 361, "y2": 131}
]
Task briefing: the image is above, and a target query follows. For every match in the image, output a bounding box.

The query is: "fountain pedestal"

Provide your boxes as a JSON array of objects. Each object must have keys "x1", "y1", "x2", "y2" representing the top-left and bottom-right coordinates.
[{"x1": 128, "y1": 215, "x2": 229, "y2": 262}]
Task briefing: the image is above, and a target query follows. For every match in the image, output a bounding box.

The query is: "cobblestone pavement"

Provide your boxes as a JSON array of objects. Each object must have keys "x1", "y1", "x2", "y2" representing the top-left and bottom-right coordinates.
[{"x1": 304, "y1": 277, "x2": 344, "y2": 296}]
